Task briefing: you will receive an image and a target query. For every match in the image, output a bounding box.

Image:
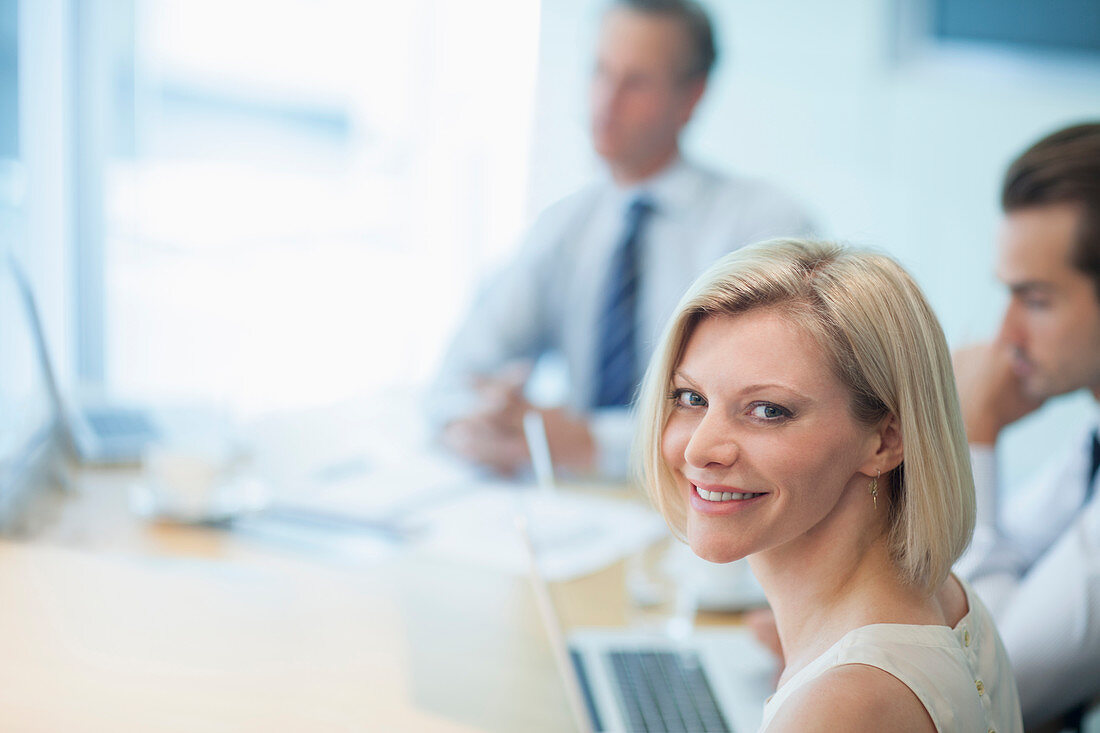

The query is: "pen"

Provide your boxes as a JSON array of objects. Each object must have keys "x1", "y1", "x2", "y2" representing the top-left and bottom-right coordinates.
[{"x1": 523, "y1": 410, "x2": 557, "y2": 497}]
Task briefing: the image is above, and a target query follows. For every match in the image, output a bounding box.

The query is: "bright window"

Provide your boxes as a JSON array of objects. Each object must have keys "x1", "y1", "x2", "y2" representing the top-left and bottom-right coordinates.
[{"x1": 103, "y1": 0, "x2": 540, "y2": 414}]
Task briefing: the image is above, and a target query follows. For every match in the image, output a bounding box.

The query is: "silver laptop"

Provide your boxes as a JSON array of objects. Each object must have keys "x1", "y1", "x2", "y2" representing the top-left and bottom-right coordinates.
[
  {"x1": 0, "y1": 249, "x2": 63, "y2": 526},
  {"x1": 519, "y1": 516, "x2": 777, "y2": 733},
  {"x1": 7, "y1": 252, "x2": 160, "y2": 464}
]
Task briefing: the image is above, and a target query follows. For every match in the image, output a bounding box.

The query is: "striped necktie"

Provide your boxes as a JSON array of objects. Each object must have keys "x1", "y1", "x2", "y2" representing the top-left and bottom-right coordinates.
[{"x1": 593, "y1": 196, "x2": 654, "y2": 408}]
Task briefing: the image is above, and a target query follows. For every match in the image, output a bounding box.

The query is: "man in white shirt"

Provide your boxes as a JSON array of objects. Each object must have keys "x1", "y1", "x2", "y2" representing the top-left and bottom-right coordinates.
[
  {"x1": 954, "y1": 122, "x2": 1100, "y2": 729},
  {"x1": 432, "y1": 0, "x2": 813, "y2": 478}
]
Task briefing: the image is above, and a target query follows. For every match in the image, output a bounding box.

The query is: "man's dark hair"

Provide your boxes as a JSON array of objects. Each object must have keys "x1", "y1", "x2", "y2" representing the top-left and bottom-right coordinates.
[
  {"x1": 1002, "y1": 122, "x2": 1100, "y2": 296},
  {"x1": 614, "y1": 0, "x2": 718, "y2": 80}
]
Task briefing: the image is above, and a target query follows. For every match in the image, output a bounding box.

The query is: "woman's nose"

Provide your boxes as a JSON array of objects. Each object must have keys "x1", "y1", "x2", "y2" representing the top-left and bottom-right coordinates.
[{"x1": 683, "y1": 411, "x2": 738, "y2": 469}]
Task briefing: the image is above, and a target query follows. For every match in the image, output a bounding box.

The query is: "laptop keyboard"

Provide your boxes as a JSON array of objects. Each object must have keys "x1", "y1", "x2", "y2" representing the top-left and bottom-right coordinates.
[{"x1": 607, "y1": 649, "x2": 731, "y2": 732}]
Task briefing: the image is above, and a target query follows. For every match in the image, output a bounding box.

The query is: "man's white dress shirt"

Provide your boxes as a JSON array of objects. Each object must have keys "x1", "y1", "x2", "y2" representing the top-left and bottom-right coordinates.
[
  {"x1": 430, "y1": 157, "x2": 815, "y2": 477},
  {"x1": 956, "y1": 409, "x2": 1100, "y2": 727}
]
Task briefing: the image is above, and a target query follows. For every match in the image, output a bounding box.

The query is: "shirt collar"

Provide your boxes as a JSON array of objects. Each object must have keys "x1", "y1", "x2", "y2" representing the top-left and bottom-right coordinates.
[{"x1": 606, "y1": 155, "x2": 700, "y2": 219}]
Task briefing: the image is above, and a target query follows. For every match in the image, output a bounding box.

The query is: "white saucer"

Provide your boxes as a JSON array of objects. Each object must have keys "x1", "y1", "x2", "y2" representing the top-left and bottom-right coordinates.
[{"x1": 129, "y1": 476, "x2": 270, "y2": 524}]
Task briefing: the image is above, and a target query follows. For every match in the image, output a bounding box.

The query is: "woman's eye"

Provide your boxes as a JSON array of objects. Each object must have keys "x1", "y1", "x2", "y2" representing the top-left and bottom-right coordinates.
[
  {"x1": 749, "y1": 403, "x2": 789, "y2": 420},
  {"x1": 671, "y1": 389, "x2": 706, "y2": 408}
]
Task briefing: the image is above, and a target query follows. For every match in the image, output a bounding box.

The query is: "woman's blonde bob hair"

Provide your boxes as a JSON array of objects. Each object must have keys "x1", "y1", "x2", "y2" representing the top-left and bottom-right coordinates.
[{"x1": 635, "y1": 239, "x2": 974, "y2": 593}]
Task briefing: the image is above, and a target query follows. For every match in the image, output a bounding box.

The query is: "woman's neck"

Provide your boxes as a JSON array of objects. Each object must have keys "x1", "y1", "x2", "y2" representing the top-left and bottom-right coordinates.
[{"x1": 749, "y1": 496, "x2": 944, "y2": 686}]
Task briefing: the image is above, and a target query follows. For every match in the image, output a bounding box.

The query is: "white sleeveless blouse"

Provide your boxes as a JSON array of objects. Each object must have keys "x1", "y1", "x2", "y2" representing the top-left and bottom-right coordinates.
[{"x1": 758, "y1": 578, "x2": 1022, "y2": 733}]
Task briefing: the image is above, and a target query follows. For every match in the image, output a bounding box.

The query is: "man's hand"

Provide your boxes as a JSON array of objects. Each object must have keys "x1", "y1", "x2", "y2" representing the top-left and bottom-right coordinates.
[
  {"x1": 744, "y1": 607, "x2": 784, "y2": 688},
  {"x1": 441, "y1": 365, "x2": 597, "y2": 477},
  {"x1": 745, "y1": 607, "x2": 783, "y2": 662},
  {"x1": 442, "y1": 411, "x2": 530, "y2": 476},
  {"x1": 952, "y1": 341, "x2": 1043, "y2": 445},
  {"x1": 441, "y1": 365, "x2": 531, "y2": 476},
  {"x1": 540, "y1": 407, "x2": 596, "y2": 476}
]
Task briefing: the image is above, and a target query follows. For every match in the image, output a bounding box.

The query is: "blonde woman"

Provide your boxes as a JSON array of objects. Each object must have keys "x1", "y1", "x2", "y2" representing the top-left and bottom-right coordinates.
[{"x1": 636, "y1": 240, "x2": 1022, "y2": 732}]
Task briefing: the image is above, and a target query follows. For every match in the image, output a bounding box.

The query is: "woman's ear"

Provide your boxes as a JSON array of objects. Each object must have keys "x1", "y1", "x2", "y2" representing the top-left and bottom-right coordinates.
[{"x1": 861, "y1": 413, "x2": 904, "y2": 475}]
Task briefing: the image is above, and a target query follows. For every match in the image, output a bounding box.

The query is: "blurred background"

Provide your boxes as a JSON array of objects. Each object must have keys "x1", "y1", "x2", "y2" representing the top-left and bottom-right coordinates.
[{"x1": 4, "y1": 0, "x2": 1100, "y2": 493}]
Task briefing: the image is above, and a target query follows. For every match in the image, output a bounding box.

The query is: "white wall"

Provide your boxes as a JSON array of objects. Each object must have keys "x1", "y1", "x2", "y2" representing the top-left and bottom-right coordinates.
[{"x1": 527, "y1": 0, "x2": 1100, "y2": 493}]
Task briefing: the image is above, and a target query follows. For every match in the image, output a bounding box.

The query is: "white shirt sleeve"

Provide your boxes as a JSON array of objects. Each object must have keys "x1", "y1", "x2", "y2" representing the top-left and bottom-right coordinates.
[
  {"x1": 956, "y1": 436, "x2": 1100, "y2": 727},
  {"x1": 996, "y1": 506, "x2": 1100, "y2": 728},
  {"x1": 426, "y1": 217, "x2": 562, "y2": 429}
]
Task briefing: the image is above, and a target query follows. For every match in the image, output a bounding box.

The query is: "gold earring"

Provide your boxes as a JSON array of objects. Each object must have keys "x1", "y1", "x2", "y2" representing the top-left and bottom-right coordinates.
[{"x1": 870, "y1": 469, "x2": 880, "y2": 508}]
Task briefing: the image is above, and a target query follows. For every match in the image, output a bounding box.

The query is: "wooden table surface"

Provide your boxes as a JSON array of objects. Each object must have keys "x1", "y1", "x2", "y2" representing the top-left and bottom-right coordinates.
[
  {"x1": 0, "y1": 407, "x2": 743, "y2": 732},
  {"x1": 0, "y1": 394, "x2": 748, "y2": 730}
]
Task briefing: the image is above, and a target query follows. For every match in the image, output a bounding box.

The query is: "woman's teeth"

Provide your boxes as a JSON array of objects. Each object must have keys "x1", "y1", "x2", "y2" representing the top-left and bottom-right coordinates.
[{"x1": 695, "y1": 485, "x2": 762, "y2": 502}]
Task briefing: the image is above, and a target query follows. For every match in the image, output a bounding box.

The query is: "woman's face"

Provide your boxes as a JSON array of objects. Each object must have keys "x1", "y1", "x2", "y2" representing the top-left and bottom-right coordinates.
[{"x1": 660, "y1": 309, "x2": 881, "y2": 564}]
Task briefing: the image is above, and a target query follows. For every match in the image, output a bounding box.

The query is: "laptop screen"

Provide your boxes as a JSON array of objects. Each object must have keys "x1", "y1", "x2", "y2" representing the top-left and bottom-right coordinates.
[{"x1": 0, "y1": 250, "x2": 58, "y2": 518}]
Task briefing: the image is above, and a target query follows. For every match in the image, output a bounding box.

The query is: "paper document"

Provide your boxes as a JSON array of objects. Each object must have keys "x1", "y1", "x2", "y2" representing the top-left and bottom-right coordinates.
[{"x1": 414, "y1": 488, "x2": 668, "y2": 581}]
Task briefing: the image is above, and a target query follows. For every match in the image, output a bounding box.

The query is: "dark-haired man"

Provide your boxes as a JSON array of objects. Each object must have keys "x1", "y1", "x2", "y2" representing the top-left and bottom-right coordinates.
[
  {"x1": 955, "y1": 122, "x2": 1100, "y2": 729},
  {"x1": 432, "y1": 0, "x2": 813, "y2": 477}
]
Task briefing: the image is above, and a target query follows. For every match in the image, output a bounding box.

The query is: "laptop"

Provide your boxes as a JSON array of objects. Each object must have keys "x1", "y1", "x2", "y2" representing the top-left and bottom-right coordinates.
[
  {"x1": 518, "y1": 516, "x2": 777, "y2": 733},
  {"x1": 0, "y1": 249, "x2": 63, "y2": 526},
  {"x1": 6, "y1": 252, "x2": 162, "y2": 465}
]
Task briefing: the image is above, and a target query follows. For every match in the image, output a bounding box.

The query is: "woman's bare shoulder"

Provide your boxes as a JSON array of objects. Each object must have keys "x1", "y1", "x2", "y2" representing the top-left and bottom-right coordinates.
[{"x1": 767, "y1": 663, "x2": 936, "y2": 733}]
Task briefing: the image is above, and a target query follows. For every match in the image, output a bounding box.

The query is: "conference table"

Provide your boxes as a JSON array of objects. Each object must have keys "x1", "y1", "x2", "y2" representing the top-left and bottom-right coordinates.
[{"x1": 0, "y1": 403, "x2": 746, "y2": 732}]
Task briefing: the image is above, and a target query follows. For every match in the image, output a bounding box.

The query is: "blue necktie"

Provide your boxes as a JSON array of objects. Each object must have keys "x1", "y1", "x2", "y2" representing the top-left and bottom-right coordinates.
[{"x1": 593, "y1": 196, "x2": 654, "y2": 408}]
